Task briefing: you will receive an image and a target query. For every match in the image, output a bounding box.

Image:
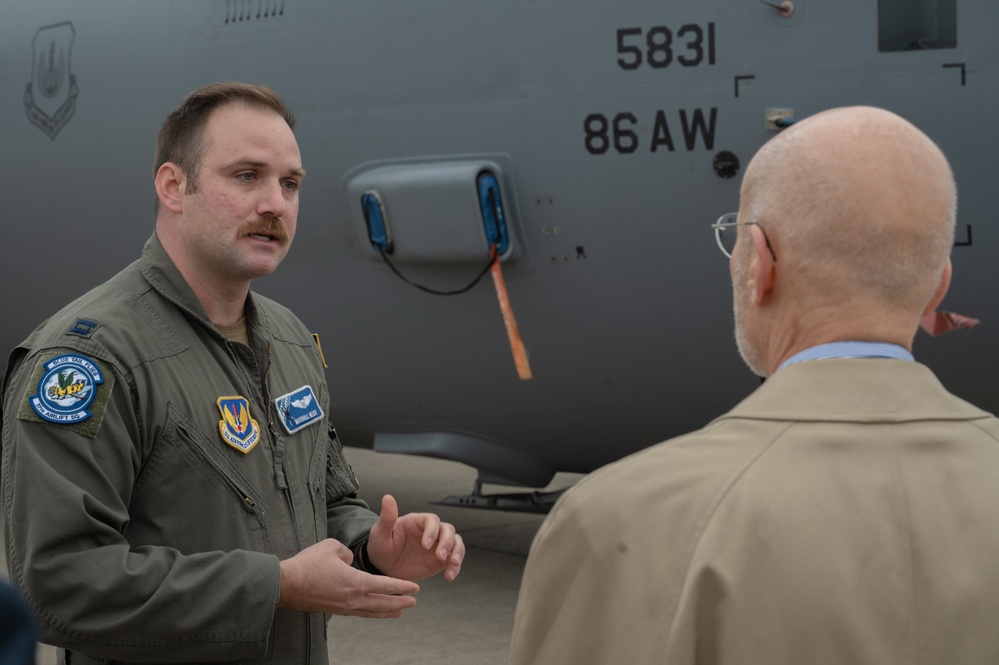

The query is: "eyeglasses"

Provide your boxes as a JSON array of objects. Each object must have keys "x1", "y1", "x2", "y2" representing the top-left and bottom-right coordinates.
[{"x1": 711, "y1": 213, "x2": 777, "y2": 261}]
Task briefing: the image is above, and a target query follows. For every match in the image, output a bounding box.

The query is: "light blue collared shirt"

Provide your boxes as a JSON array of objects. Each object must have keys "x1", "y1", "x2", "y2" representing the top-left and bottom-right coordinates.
[{"x1": 777, "y1": 341, "x2": 914, "y2": 372}]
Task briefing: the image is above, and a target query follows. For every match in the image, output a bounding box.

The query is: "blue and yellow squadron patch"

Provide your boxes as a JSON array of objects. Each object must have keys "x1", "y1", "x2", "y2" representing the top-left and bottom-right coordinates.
[
  {"x1": 216, "y1": 396, "x2": 261, "y2": 454},
  {"x1": 274, "y1": 385, "x2": 324, "y2": 435},
  {"x1": 29, "y1": 354, "x2": 105, "y2": 424},
  {"x1": 17, "y1": 352, "x2": 115, "y2": 438}
]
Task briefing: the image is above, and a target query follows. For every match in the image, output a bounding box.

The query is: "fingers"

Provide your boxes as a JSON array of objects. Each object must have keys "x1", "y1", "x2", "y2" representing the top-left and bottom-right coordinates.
[
  {"x1": 416, "y1": 513, "x2": 464, "y2": 581},
  {"x1": 278, "y1": 539, "x2": 421, "y2": 616},
  {"x1": 335, "y1": 574, "x2": 420, "y2": 619},
  {"x1": 423, "y1": 517, "x2": 455, "y2": 560},
  {"x1": 420, "y1": 512, "x2": 442, "y2": 551},
  {"x1": 444, "y1": 533, "x2": 464, "y2": 581},
  {"x1": 363, "y1": 573, "x2": 420, "y2": 598},
  {"x1": 368, "y1": 497, "x2": 466, "y2": 582}
]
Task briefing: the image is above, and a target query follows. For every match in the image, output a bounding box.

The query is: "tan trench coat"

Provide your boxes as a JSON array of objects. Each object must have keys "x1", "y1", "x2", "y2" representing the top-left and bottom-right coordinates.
[{"x1": 509, "y1": 359, "x2": 999, "y2": 665}]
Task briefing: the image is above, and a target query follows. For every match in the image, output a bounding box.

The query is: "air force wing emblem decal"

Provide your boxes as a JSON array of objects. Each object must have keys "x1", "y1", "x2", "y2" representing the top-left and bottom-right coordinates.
[
  {"x1": 25, "y1": 21, "x2": 79, "y2": 140},
  {"x1": 274, "y1": 385, "x2": 324, "y2": 435},
  {"x1": 217, "y1": 396, "x2": 261, "y2": 454}
]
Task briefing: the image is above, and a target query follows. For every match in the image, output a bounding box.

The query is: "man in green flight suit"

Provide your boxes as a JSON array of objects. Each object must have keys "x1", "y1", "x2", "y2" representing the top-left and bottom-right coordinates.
[{"x1": 1, "y1": 82, "x2": 464, "y2": 664}]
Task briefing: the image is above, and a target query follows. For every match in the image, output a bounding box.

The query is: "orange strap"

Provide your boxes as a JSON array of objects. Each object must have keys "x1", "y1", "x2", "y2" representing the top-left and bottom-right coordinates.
[{"x1": 489, "y1": 252, "x2": 532, "y2": 380}]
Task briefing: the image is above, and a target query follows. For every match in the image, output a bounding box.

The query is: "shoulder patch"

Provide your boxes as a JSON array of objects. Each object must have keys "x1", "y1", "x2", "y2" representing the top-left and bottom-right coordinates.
[
  {"x1": 17, "y1": 353, "x2": 115, "y2": 438},
  {"x1": 217, "y1": 396, "x2": 261, "y2": 454},
  {"x1": 274, "y1": 385, "x2": 324, "y2": 435}
]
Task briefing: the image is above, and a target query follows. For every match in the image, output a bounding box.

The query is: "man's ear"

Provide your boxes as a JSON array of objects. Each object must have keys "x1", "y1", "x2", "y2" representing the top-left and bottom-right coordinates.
[
  {"x1": 749, "y1": 224, "x2": 776, "y2": 306},
  {"x1": 154, "y1": 163, "x2": 187, "y2": 214},
  {"x1": 922, "y1": 258, "x2": 953, "y2": 317}
]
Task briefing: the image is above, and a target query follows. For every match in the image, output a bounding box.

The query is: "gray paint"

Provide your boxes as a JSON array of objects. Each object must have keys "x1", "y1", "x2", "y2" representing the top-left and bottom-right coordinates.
[{"x1": 1, "y1": 0, "x2": 995, "y2": 486}]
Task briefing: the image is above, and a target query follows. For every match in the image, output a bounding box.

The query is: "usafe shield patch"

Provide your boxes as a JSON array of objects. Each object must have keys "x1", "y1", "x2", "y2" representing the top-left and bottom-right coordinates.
[
  {"x1": 274, "y1": 385, "x2": 324, "y2": 435},
  {"x1": 217, "y1": 396, "x2": 261, "y2": 454},
  {"x1": 18, "y1": 353, "x2": 114, "y2": 438}
]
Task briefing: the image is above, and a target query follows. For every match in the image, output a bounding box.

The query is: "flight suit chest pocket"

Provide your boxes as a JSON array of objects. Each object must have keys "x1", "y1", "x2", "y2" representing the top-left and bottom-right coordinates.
[{"x1": 130, "y1": 405, "x2": 270, "y2": 552}]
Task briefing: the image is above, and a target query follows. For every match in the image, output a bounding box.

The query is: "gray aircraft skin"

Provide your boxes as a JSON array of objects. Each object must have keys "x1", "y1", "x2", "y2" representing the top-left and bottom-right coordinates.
[{"x1": 1, "y1": 0, "x2": 994, "y2": 495}]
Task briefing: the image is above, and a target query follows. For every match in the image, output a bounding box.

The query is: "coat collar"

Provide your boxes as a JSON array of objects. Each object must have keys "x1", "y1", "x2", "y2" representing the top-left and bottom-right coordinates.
[{"x1": 718, "y1": 359, "x2": 989, "y2": 424}]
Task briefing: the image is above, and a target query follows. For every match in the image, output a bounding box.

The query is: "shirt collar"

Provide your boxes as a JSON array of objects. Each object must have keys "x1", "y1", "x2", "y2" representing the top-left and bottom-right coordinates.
[{"x1": 777, "y1": 341, "x2": 914, "y2": 372}]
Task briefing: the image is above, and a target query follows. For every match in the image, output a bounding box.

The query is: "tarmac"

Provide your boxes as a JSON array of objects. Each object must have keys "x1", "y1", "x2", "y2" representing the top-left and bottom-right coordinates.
[{"x1": 3, "y1": 447, "x2": 584, "y2": 665}]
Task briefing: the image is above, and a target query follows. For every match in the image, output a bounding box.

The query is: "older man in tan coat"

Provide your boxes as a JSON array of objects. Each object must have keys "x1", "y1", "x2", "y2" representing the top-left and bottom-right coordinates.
[{"x1": 507, "y1": 107, "x2": 999, "y2": 665}]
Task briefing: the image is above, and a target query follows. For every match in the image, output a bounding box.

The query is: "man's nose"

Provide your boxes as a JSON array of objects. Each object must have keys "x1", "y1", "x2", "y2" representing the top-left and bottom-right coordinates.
[{"x1": 257, "y1": 180, "x2": 290, "y2": 218}]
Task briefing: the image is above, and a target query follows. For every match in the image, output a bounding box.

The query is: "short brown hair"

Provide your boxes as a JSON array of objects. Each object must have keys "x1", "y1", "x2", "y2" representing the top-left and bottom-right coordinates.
[{"x1": 153, "y1": 82, "x2": 297, "y2": 199}]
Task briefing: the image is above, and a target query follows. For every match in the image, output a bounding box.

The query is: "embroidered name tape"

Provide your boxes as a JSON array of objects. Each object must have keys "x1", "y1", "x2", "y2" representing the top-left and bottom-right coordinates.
[
  {"x1": 217, "y1": 396, "x2": 261, "y2": 454},
  {"x1": 274, "y1": 385, "x2": 324, "y2": 435}
]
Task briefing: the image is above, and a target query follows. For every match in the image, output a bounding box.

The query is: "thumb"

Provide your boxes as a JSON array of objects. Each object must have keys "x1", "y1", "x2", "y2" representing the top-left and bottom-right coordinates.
[{"x1": 373, "y1": 494, "x2": 399, "y2": 537}]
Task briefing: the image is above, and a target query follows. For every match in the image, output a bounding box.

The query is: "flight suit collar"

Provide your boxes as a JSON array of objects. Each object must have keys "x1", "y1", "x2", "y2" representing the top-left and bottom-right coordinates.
[{"x1": 138, "y1": 232, "x2": 273, "y2": 338}]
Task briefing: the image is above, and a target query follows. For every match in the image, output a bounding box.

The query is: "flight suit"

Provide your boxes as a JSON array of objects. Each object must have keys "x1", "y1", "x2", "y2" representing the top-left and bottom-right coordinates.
[{"x1": 1, "y1": 234, "x2": 377, "y2": 664}]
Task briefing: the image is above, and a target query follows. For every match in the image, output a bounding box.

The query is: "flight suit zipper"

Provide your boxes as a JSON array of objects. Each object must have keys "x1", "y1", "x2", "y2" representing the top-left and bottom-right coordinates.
[
  {"x1": 230, "y1": 335, "x2": 314, "y2": 660},
  {"x1": 262, "y1": 340, "x2": 313, "y2": 662},
  {"x1": 173, "y1": 419, "x2": 266, "y2": 520}
]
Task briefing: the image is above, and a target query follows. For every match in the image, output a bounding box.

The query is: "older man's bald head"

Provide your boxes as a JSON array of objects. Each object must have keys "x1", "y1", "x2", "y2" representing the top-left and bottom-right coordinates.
[{"x1": 740, "y1": 106, "x2": 955, "y2": 313}]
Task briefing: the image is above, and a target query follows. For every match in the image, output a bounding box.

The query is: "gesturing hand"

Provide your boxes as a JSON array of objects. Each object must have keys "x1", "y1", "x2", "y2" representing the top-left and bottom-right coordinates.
[
  {"x1": 277, "y1": 538, "x2": 420, "y2": 618},
  {"x1": 365, "y1": 495, "x2": 465, "y2": 582}
]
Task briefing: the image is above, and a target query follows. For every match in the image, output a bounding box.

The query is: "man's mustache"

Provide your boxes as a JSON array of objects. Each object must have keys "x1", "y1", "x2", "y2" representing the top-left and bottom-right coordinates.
[{"x1": 239, "y1": 216, "x2": 288, "y2": 243}]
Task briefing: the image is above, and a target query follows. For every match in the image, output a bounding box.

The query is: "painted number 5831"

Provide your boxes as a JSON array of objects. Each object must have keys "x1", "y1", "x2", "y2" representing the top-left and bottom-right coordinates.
[{"x1": 616, "y1": 24, "x2": 716, "y2": 70}]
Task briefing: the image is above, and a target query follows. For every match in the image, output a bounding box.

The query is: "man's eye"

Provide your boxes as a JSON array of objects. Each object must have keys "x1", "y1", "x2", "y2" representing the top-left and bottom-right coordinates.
[
  {"x1": 237, "y1": 173, "x2": 256, "y2": 182},
  {"x1": 282, "y1": 180, "x2": 300, "y2": 192}
]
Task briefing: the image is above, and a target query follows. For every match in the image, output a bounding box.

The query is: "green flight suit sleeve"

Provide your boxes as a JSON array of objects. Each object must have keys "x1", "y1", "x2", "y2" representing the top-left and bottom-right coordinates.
[
  {"x1": 2, "y1": 348, "x2": 281, "y2": 662},
  {"x1": 323, "y1": 426, "x2": 377, "y2": 550}
]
